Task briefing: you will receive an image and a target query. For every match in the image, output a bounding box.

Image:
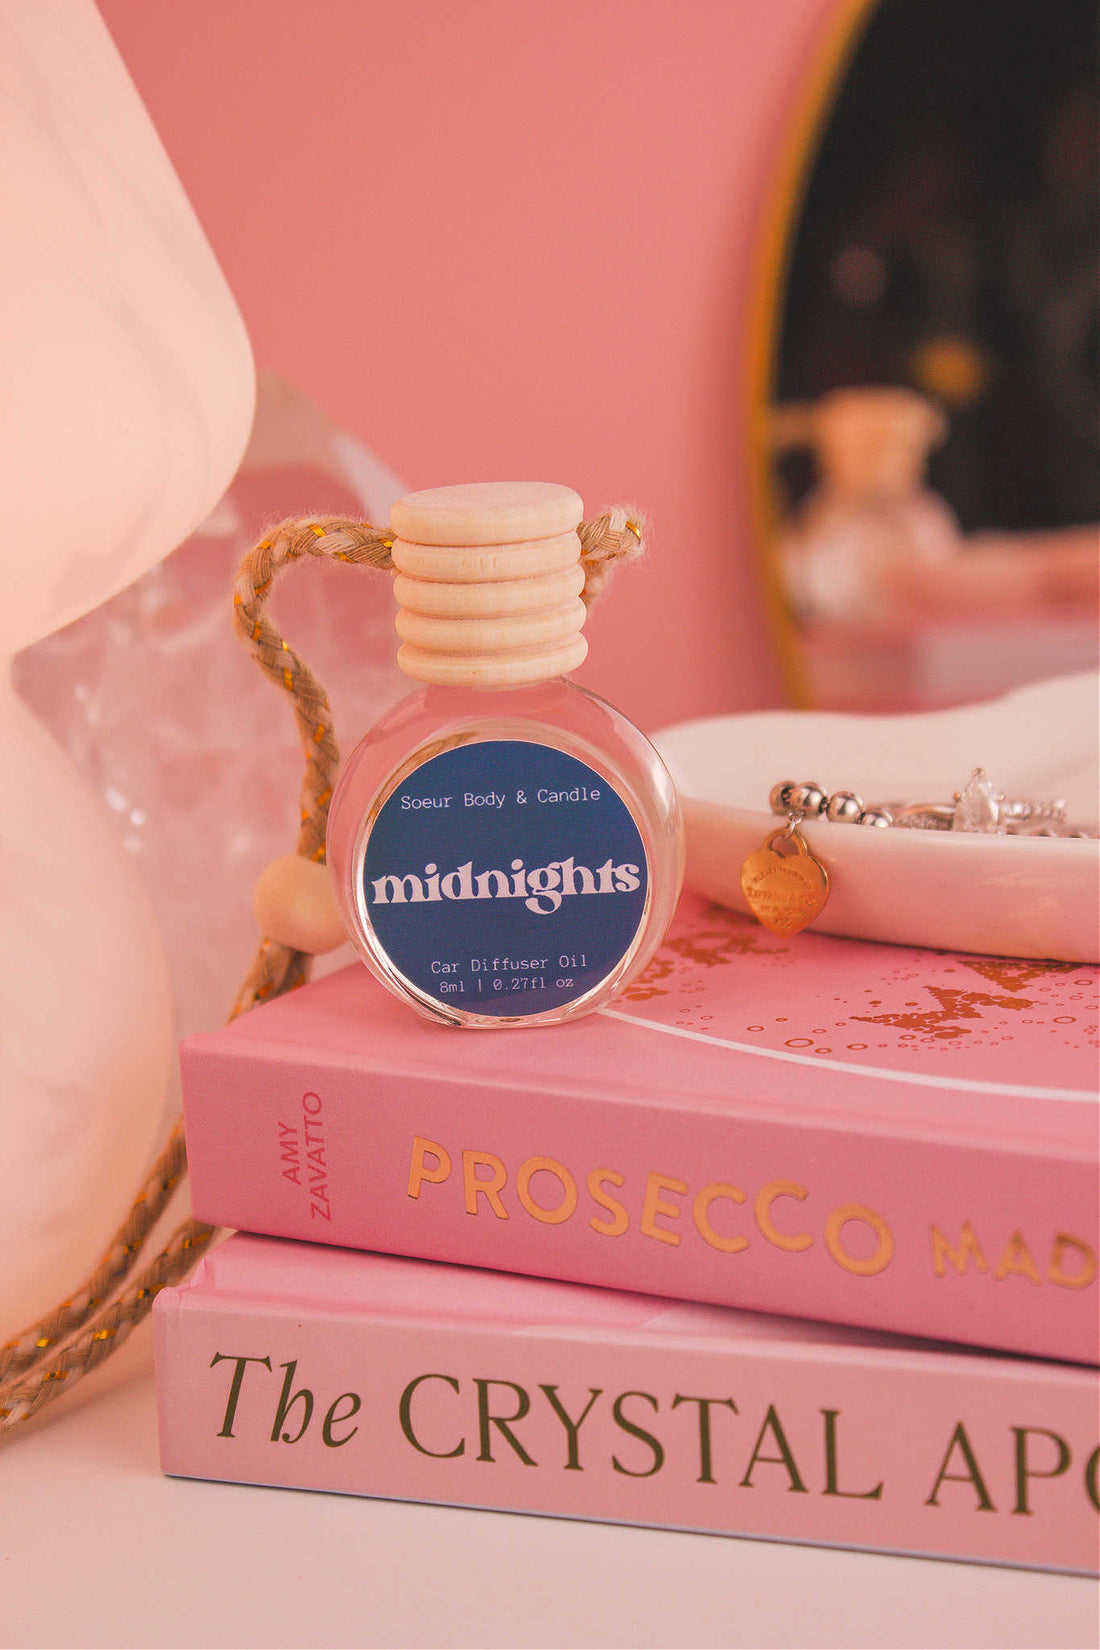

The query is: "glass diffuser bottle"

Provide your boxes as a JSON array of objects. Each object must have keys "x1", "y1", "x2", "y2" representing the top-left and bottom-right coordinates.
[{"x1": 327, "y1": 482, "x2": 684, "y2": 1027}]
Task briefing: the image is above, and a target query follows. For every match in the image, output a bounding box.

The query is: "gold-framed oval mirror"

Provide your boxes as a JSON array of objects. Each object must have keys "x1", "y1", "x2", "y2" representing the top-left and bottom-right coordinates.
[{"x1": 753, "y1": 0, "x2": 1098, "y2": 712}]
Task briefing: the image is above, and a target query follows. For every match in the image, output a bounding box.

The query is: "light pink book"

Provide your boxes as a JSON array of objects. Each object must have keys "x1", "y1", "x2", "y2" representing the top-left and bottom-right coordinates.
[
  {"x1": 181, "y1": 895, "x2": 1099, "y2": 1362},
  {"x1": 154, "y1": 1233, "x2": 1099, "y2": 1574}
]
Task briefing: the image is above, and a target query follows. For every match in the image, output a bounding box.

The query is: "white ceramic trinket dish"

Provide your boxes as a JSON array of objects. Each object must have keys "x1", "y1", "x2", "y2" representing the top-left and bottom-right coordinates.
[{"x1": 653, "y1": 672, "x2": 1099, "y2": 963}]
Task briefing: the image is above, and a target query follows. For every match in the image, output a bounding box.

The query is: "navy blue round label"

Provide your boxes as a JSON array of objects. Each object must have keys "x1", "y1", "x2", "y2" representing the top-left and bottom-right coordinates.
[{"x1": 361, "y1": 740, "x2": 649, "y2": 1017}]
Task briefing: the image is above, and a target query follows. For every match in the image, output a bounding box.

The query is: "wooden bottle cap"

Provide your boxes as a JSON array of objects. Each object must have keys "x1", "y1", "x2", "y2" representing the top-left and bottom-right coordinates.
[
  {"x1": 396, "y1": 597, "x2": 587, "y2": 654},
  {"x1": 390, "y1": 531, "x2": 582, "y2": 584},
  {"x1": 389, "y1": 481, "x2": 589, "y2": 686},
  {"x1": 390, "y1": 481, "x2": 582, "y2": 547},
  {"x1": 397, "y1": 635, "x2": 589, "y2": 687},
  {"x1": 393, "y1": 561, "x2": 584, "y2": 617}
]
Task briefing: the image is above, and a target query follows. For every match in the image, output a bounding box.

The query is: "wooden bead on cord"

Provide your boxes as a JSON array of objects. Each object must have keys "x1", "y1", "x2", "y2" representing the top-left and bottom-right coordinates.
[{"x1": 253, "y1": 854, "x2": 347, "y2": 955}]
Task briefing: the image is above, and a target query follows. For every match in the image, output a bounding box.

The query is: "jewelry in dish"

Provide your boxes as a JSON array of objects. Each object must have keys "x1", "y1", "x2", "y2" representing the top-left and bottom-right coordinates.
[
  {"x1": 744, "y1": 767, "x2": 1092, "y2": 936},
  {"x1": 740, "y1": 816, "x2": 830, "y2": 936},
  {"x1": 768, "y1": 770, "x2": 1088, "y2": 836}
]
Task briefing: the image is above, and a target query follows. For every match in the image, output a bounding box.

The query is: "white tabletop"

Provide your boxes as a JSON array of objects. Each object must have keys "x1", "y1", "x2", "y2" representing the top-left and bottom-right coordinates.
[{"x1": 1, "y1": 1323, "x2": 1094, "y2": 1650}]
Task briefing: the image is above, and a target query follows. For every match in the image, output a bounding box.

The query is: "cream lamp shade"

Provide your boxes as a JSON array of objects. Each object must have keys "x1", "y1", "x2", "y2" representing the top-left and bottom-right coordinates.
[{"x1": 0, "y1": 0, "x2": 254, "y2": 1338}]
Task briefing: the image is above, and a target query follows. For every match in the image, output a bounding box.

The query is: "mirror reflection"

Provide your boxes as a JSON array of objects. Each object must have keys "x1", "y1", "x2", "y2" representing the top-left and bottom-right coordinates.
[{"x1": 769, "y1": 0, "x2": 1098, "y2": 711}]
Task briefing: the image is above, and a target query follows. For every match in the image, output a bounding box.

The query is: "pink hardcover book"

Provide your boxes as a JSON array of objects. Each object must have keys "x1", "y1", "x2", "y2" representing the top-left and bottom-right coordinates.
[
  {"x1": 154, "y1": 1233, "x2": 1100, "y2": 1574},
  {"x1": 181, "y1": 895, "x2": 1099, "y2": 1362}
]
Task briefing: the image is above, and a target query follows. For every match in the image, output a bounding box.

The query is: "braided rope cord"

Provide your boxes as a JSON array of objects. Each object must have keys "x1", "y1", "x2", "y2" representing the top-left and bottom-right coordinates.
[
  {"x1": 0, "y1": 506, "x2": 643, "y2": 1437},
  {"x1": 577, "y1": 506, "x2": 643, "y2": 604}
]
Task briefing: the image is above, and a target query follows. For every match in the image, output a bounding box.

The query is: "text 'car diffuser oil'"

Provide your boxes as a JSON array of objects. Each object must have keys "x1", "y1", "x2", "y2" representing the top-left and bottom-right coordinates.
[{"x1": 326, "y1": 483, "x2": 684, "y2": 1026}]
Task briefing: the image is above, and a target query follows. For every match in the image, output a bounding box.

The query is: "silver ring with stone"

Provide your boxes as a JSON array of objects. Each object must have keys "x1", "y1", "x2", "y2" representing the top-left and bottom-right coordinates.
[{"x1": 879, "y1": 770, "x2": 1069, "y2": 834}]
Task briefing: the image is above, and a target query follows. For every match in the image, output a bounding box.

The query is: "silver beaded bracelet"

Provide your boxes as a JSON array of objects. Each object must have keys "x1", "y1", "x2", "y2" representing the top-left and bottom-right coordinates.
[{"x1": 769, "y1": 769, "x2": 1091, "y2": 837}]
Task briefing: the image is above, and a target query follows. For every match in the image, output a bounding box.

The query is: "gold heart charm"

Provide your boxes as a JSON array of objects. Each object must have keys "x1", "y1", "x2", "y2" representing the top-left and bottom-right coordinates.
[{"x1": 740, "y1": 828, "x2": 830, "y2": 937}]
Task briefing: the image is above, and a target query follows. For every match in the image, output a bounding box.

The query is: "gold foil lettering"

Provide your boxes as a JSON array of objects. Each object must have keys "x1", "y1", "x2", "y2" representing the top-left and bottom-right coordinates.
[
  {"x1": 1086, "y1": 1447, "x2": 1100, "y2": 1513},
  {"x1": 475, "y1": 1378, "x2": 536, "y2": 1465},
  {"x1": 399, "y1": 1373, "x2": 465, "y2": 1458},
  {"x1": 926, "y1": 1422, "x2": 996, "y2": 1511},
  {"x1": 1012, "y1": 1427, "x2": 1072, "y2": 1515},
  {"x1": 930, "y1": 1220, "x2": 988, "y2": 1278},
  {"x1": 610, "y1": 1391, "x2": 665, "y2": 1477},
  {"x1": 755, "y1": 1181, "x2": 813, "y2": 1253},
  {"x1": 739, "y1": 1405, "x2": 809, "y2": 1493},
  {"x1": 821, "y1": 1408, "x2": 883, "y2": 1500},
  {"x1": 672, "y1": 1393, "x2": 738, "y2": 1484},
  {"x1": 321, "y1": 1392, "x2": 361, "y2": 1448},
  {"x1": 640, "y1": 1172, "x2": 687, "y2": 1246},
  {"x1": 588, "y1": 1168, "x2": 629, "y2": 1237},
  {"x1": 516, "y1": 1156, "x2": 578, "y2": 1225},
  {"x1": 1048, "y1": 1233, "x2": 1098, "y2": 1290},
  {"x1": 824, "y1": 1203, "x2": 893, "y2": 1276},
  {"x1": 993, "y1": 1231, "x2": 1041, "y2": 1285},
  {"x1": 462, "y1": 1150, "x2": 509, "y2": 1218},
  {"x1": 692, "y1": 1184, "x2": 748, "y2": 1254},
  {"x1": 539, "y1": 1384, "x2": 603, "y2": 1470},
  {"x1": 209, "y1": 1352, "x2": 272, "y2": 1438},
  {"x1": 407, "y1": 1136, "x2": 452, "y2": 1199}
]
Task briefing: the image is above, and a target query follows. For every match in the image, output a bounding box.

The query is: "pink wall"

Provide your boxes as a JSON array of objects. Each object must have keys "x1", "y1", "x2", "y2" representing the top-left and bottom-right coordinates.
[{"x1": 98, "y1": 0, "x2": 837, "y2": 731}]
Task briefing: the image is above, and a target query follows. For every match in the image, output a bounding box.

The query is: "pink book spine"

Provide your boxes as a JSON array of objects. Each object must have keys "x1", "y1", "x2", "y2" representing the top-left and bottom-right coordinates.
[
  {"x1": 181, "y1": 1038, "x2": 1099, "y2": 1364},
  {"x1": 153, "y1": 1248, "x2": 1100, "y2": 1574}
]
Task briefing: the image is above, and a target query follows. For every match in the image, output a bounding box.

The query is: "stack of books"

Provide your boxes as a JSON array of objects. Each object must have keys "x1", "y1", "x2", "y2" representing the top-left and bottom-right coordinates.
[{"x1": 156, "y1": 894, "x2": 1099, "y2": 1573}]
